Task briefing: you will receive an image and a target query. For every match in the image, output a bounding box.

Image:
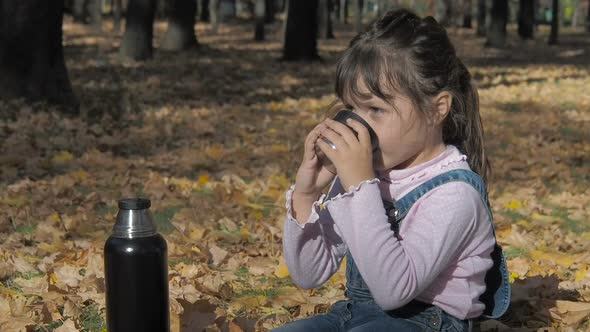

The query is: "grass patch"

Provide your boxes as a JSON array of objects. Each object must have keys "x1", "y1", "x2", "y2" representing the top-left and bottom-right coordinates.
[
  {"x1": 169, "y1": 257, "x2": 196, "y2": 267},
  {"x1": 501, "y1": 103, "x2": 522, "y2": 113},
  {"x1": 504, "y1": 247, "x2": 529, "y2": 259},
  {"x1": 237, "y1": 288, "x2": 279, "y2": 299},
  {"x1": 552, "y1": 207, "x2": 588, "y2": 234},
  {"x1": 94, "y1": 202, "x2": 117, "y2": 218},
  {"x1": 153, "y1": 206, "x2": 182, "y2": 234},
  {"x1": 15, "y1": 223, "x2": 36, "y2": 236},
  {"x1": 503, "y1": 210, "x2": 526, "y2": 222},
  {"x1": 559, "y1": 126, "x2": 581, "y2": 140},
  {"x1": 16, "y1": 271, "x2": 45, "y2": 280},
  {"x1": 34, "y1": 320, "x2": 65, "y2": 332},
  {"x1": 79, "y1": 303, "x2": 106, "y2": 332},
  {"x1": 258, "y1": 276, "x2": 295, "y2": 288},
  {"x1": 235, "y1": 267, "x2": 249, "y2": 277}
]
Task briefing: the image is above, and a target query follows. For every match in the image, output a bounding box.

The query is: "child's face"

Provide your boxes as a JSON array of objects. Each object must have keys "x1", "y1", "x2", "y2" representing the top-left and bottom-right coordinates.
[{"x1": 341, "y1": 79, "x2": 444, "y2": 171}]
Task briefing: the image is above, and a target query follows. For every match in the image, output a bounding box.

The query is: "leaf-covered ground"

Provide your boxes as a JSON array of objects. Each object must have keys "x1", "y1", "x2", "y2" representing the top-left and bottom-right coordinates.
[{"x1": 0, "y1": 17, "x2": 589, "y2": 332}]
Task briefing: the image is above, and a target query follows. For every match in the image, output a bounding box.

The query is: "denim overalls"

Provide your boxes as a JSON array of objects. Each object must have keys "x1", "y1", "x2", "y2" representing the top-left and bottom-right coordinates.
[{"x1": 273, "y1": 169, "x2": 511, "y2": 332}]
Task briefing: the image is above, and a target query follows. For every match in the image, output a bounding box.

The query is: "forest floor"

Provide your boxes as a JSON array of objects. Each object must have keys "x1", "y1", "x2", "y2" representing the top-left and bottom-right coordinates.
[{"x1": 0, "y1": 16, "x2": 589, "y2": 332}]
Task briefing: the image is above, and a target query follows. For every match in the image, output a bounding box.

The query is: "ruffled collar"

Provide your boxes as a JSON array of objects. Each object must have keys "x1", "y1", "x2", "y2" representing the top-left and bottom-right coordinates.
[{"x1": 376, "y1": 145, "x2": 466, "y2": 184}]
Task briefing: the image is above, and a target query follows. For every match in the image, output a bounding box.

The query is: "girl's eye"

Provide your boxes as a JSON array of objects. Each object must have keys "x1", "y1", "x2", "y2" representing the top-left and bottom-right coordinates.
[{"x1": 369, "y1": 107, "x2": 384, "y2": 114}]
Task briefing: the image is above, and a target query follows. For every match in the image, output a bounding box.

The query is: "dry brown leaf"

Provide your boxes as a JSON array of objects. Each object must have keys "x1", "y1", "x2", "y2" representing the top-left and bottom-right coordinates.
[{"x1": 55, "y1": 318, "x2": 80, "y2": 332}]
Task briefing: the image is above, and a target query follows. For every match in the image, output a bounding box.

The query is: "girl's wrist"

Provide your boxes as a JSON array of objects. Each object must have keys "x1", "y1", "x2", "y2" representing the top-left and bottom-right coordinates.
[{"x1": 292, "y1": 188, "x2": 321, "y2": 201}]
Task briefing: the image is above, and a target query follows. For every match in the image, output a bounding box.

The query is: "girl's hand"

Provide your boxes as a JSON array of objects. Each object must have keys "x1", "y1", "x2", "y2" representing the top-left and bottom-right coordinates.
[
  {"x1": 316, "y1": 118, "x2": 376, "y2": 189},
  {"x1": 294, "y1": 122, "x2": 338, "y2": 198}
]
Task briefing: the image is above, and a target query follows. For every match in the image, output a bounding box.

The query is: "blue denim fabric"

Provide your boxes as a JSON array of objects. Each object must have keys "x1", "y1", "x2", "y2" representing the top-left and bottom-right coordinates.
[
  {"x1": 384, "y1": 169, "x2": 511, "y2": 319},
  {"x1": 271, "y1": 299, "x2": 470, "y2": 332},
  {"x1": 274, "y1": 169, "x2": 510, "y2": 331}
]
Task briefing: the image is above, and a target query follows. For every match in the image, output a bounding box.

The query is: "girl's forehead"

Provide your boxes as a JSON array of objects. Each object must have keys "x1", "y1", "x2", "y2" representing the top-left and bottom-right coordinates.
[{"x1": 341, "y1": 75, "x2": 397, "y2": 105}]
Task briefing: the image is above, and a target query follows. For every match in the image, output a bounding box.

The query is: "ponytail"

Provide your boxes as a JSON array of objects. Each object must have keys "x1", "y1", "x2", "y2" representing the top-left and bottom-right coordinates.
[{"x1": 444, "y1": 59, "x2": 490, "y2": 184}]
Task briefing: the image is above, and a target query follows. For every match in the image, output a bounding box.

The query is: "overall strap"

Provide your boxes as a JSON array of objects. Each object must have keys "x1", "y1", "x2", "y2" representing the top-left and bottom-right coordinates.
[
  {"x1": 382, "y1": 168, "x2": 511, "y2": 319},
  {"x1": 384, "y1": 169, "x2": 491, "y2": 226}
]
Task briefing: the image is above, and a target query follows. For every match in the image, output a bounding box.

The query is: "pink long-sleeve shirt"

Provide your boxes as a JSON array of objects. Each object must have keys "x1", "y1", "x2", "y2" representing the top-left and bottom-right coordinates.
[{"x1": 283, "y1": 145, "x2": 495, "y2": 319}]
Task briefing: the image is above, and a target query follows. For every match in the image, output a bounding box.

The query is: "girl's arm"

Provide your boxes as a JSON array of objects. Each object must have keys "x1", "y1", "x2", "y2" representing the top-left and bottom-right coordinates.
[
  {"x1": 282, "y1": 178, "x2": 348, "y2": 289},
  {"x1": 325, "y1": 180, "x2": 494, "y2": 310}
]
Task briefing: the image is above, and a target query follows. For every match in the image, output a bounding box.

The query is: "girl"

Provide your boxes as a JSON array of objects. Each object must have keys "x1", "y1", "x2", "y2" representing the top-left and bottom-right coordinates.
[{"x1": 274, "y1": 9, "x2": 510, "y2": 332}]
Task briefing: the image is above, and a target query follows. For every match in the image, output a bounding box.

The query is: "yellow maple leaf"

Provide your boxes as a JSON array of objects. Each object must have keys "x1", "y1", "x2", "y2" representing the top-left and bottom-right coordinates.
[
  {"x1": 575, "y1": 266, "x2": 589, "y2": 281},
  {"x1": 505, "y1": 200, "x2": 523, "y2": 210},
  {"x1": 205, "y1": 145, "x2": 225, "y2": 161},
  {"x1": 70, "y1": 170, "x2": 88, "y2": 182},
  {"x1": 1, "y1": 198, "x2": 27, "y2": 207},
  {"x1": 197, "y1": 174, "x2": 210, "y2": 185},
  {"x1": 531, "y1": 250, "x2": 575, "y2": 267},
  {"x1": 270, "y1": 144, "x2": 289, "y2": 153},
  {"x1": 52, "y1": 151, "x2": 74, "y2": 164},
  {"x1": 274, "y1": 262, "x2": 290, "y2": 278}
]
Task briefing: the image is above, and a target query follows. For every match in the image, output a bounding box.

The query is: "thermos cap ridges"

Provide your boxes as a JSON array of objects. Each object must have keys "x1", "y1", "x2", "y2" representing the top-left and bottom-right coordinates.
[{"x1": 118, "y1": 198, "x2": 151, "y2": 210}]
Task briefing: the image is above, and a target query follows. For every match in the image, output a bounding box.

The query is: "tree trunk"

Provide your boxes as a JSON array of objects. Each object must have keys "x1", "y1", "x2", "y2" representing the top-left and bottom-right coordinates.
[
  {"x1": 477, "y1": 0, "x2": 486, "y2": 36},
  {"x1": 282, "y1": 0, "x2": 320, "y2": 61},
  {"x1": 265, "y1": 0, "x2": 275, "y2": 23},
  {"x1": 0, "y1": 0, "x2": 78, "y2": 111},
  {"x1": 518, "y1": 0, "x2": 535, "y2": 39},
  {"x1": 73, "y1": 0, "x2": 88, "y2": 22},
  {"x1": 548, "y1": 0, "x2": 559, "y2": 44},
  {"x1": 200, "y1": 0, "x2": 210, "y2": 22},
  {"x1": 87, "y1": 0, "x2": 102, "y2": 29},
  {"x1": 210, "y1": 0, "x2": 220, "y2": 32},
  {"x1": 340, "y1": 0, "x2": 348, "y2": 23},
  {"x1": 354, "y1": 0, "x2": 362, "y2": 33},
  {"x1": 254, "y1": 0, "x2": 265, "y2": 40},
  {"x1": 486, "y1": 0, "x2": 508, "y2": 47},
  {"x1": 439, "y1": 0, "x2": 453, "y2": 26},
  {"x1": 161, "y1": 0, "x2": 198, "y2": 51},
  {"x1": 463, "y1": 0, "x2": 472, "y2": 28},
  {"x1": 319, "y1": 0, "x2": 335, "y2": 39},
  {"x1": 219, "y1": 0, "x2": 235, "y2": 21},
  {"x1": 120, "y1": 0, "x2": 157, "y2": 60},
  {"x1": 113, "y1": 0, "x2": 123, "y2": 32}
]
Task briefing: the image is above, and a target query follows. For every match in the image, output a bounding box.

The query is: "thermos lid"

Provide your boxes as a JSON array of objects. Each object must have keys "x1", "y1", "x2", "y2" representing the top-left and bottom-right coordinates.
[
  {"x1": 119, "y1": 198, "x2": 151, "y2": 210},
  {"x1": 113, "y1": 198, "x2": 157, "y2": 238}
]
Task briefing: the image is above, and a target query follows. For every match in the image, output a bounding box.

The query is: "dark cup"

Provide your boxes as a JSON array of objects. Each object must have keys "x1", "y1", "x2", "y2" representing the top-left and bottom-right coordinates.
[{"x1": 314, "y1": 110, "x2": 379, "y2": 174}]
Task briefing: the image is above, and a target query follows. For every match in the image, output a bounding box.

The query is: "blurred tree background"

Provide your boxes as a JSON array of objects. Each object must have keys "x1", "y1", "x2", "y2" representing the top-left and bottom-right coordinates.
[{"x1": 0, "y1": 0, "x2": 589, "y2": 331}]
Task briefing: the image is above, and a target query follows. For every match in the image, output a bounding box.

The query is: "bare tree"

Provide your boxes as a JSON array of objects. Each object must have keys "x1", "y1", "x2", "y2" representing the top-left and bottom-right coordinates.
[
  {"x1": 463, "y1": 0, "x2": 473, "y2": 28},
  {"x1": 0, "y1": 0, "x2": 78, "y2": 111},
  {"x1": 518, "y1": 0, "x2": 535, "y2": 39},
  {"x1": 254, "y1": 0, "x2": 265, "y2": 40},
  {"x1": 282, "y1": 0, "x2": 320, "y2": 61},
  {"x1": 548, "y1": 0, "x2": 559, "y2": 44},
  {"x1": 319, "y1": 0, "x2": 335, "y2": 39},
  {"x1": 477, "y1": 0, "x2": 486, "y2": 36},
  {"x1": 161, "y1": 0, "x2": 198, "y2": 51},
  {"x1": 354, "y1": 0, "x2": 362, "y2": 33},
  {"x1": 486, "y1": 0, "x2": 508, "y2": 47},
  {"x1": 120, "y1": 0, "x2": 157, "y2": 60}
]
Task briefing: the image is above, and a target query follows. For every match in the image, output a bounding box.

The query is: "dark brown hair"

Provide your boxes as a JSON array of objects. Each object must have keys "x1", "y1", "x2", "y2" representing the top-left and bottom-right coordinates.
[{"x1": 331, "y1": 9, "x2": 490, "y2": 184}]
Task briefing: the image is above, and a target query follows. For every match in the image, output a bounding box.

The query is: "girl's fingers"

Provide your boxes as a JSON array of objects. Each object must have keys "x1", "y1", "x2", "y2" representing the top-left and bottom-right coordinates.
[
  {"x1": 303, "y1": 124, "x2": 325, "y2": 160},
  {"x1": 325, "y1": 119, "x2": 357, "y2": 145},
  {"x1": 345, "y1": 118, "x2": 371, "y2": 148},
  {"x1": 319, "y1": 127, "x2": 348, "y2": 151},
  {"x1": 315, "y1": 135, "x2": 337, "y2": 159}
]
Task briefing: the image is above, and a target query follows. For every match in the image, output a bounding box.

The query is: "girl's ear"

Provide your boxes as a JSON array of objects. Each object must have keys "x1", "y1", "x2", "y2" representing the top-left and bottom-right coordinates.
[{"x1": 433, "y1": 91, "x2": 453, "y2": 125}]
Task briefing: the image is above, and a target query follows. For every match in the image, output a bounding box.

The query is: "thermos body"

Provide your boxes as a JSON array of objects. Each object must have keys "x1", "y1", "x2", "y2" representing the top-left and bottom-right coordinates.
[{"x1": 104, "y1": 198, "x2": 170, "y2": 332}]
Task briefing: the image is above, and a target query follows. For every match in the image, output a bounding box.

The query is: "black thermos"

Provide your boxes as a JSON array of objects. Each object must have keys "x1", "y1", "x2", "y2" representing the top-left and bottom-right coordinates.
[{"x1": 104, "y1": 198, "x2": 170, "y2": 332}]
